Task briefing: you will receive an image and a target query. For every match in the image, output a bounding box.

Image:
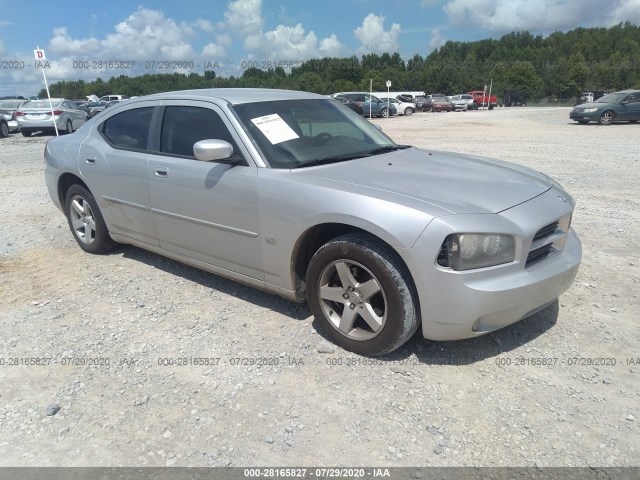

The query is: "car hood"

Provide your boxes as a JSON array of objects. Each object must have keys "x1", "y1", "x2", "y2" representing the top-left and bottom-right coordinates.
[
  {"x1": 294, "y1": 147, "x2": 551, "y2": 214},
  {"x1": 574, "y1": 102, "x2": 606, "y2": 109}
]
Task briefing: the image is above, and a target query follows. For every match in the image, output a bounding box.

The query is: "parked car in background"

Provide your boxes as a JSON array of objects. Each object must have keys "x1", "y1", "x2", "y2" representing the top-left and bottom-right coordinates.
[
  {"x1": 99, "y1": 94, "x2": 128, "y2": 102},
  {"x1": 448, "y1": 94, "x2": 474, "y2": 111},
  {"x1": 569, "y1": 89, "x2": 640, "y2": 125},
  {"x1": 379, "y1": 97, "x2": 416, "y2": 116},
  {"x1": 43, "y1": 88, "x2": 581, "y2": 356},
  {"x1": 396, "y1": 94, "x2": 414, "y2": 103},
  {"x1": 414, "y1": 96, "x2": 428, "y2": 111},
  {"x1": 0, "y1": 117, "x2": 8, "y2": 138},
  {"x1": 16, "y1": 99, "x2": 88, "y2": 136},
  {"x1": 469, "y1": 90, "x2": 498, "y2": 109},
  {"x1": 330, "y1": 92, "x2": 397, "y2": 118},
  {"x1": 88, "y1": 100, "x2": 124, "y2": 118},
  {"x1": 574, "y1": 90, "x2": 610, "y2": 106},
  {"x1": 503, "y1": 90, "x2": 526, "y2": 107},
  {"x1": 331, "y1": 95, "x2": 365, "y2": 116},
  {"x1": 423, "y1": 96, "x2": 454, "y2": 112},
  {"x1": 0, "y1": 98, "x2": 26, "y2": 134}
]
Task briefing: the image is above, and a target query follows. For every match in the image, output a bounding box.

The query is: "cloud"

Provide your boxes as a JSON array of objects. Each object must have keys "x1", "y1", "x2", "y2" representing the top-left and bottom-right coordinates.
[
  {"x1": 224, "y1": 0, "x2": 264, "y2": 36},
  {"x1": 225, "y1": 0, "x2": 344, "y2": 60},
  {"x1": 48, "y1": 8, "x2": 196, "y2": 60},
  {"x1": 193, "y1": 19, "x2": 215, "y2": 33},
  {"x1": 428, "y1": 27, "x2": 447, "y2": 51},
  {"x1": 441, "y1": 0, "x2": 636, "y2": 33},
  {"x1": 354, "y1": 14, "x2": 401, "y2": 54},
  {"x1": 607, "y1": 0, "x2": 640, "y2": 25}
]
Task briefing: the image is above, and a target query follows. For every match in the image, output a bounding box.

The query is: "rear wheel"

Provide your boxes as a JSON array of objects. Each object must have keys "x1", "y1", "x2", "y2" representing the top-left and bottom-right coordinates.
[
  {"x1": 66, "y1": 119, "x2": 74, "y2": 134},
  {"x1": 404, "y1": 107, "x2": 414, "y2": 116},
  {"x1": 306, "y1": 234, "x2": 419, "y2": 356},
  {"x1": 21, "y1": 130, "x2": 32, "y2": 137},
  {"x1": 599, "y1": 111, "x2": 614, "y2": 125},
  {"x1": 380, "y1": 107, "x2": 389, "y2": 118},
  {"x1": 64, "y1": 184, "x2": 115, "y2": 254}
]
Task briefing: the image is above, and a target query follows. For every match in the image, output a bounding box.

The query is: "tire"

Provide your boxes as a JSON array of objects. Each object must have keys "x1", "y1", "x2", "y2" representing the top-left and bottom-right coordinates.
[
  {"x1": 66, "y1": 119, "x2": 74, "y2": 134},
  {"x1": 430, "y1": 106, "x2": 434, "y2": 112},
  {"x1": 404, "y1": 107, "x2": 414, "y2": 116},
  {"x1": 21, "y1": 130, "x2": 32, "y2": 137},
  {"x1": 0, "y1": 121, "x2": 8, "y2": 138},
  {"x1": 306, "y1": 233, "x2": 419, "y2": 356},
  {"x1": 488, "y1": 105, "x2": 494, "y2": 110},
  {"x1": 599, "y1": 111, "x2": 614, "y2": 125},
  {"x1": 380, "y1": 107, "x2": 389, "y2": 118},
  {"x1": 64, "y1": 184, "x2": 115, "y2": 254}
]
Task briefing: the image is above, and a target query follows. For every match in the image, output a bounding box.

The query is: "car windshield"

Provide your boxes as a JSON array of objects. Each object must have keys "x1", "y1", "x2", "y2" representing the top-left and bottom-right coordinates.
[
  {"x1": 595, "y1": 92, "x2": 626, "y2": 103},
  {"x1": 21, "y1": 99, "x2": 62, "y2": 109},
  {"x1": 232, "y1": 99, "x2": 399, "y2": 169}
]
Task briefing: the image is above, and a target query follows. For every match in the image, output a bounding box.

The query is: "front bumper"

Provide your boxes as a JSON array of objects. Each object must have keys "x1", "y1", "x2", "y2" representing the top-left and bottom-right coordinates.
[
  {"x1": 403, "y1": 186, "x2": 582, "y2": 341},
  {"x1": 570, "y1": 111, "x2": 598, "y2": 122}
]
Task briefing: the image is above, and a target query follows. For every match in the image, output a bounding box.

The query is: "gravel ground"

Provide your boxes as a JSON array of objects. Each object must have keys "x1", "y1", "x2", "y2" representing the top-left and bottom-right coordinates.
[{"x1": 0, "y1": 107, "x2": 638, "y2": 467}]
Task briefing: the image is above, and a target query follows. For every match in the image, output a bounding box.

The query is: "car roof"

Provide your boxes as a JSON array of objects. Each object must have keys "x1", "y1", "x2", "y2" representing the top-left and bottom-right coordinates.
[{"x1": 142, "y1": 88, "x2": 325, "y2": 105}]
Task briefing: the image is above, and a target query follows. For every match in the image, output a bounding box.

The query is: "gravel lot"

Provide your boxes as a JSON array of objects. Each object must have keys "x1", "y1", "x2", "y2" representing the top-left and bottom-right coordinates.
[{"x1": 0, "y1": 107, "x2": 638, "y2": 468}]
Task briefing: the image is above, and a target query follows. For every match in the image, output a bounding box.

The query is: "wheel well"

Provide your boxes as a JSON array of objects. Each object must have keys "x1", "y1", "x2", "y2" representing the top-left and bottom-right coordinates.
[
  {"x1": 58, "y1": 173, "x2": 89, "y2": 209},
  {"x1": 291, "y1": 223, "x2": 417, "y2": 304}
]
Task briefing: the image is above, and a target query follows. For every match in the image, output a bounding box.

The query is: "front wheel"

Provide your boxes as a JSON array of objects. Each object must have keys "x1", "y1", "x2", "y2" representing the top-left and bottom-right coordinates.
[
  {"x1": 21, "y1": 130, "x2": 32, "y2": 137},
  {"x1": 404, "y1": 107, "x2": 414, "y2": 116},
  {"x1": 380, "y1": 107, "x2": 389, "y2": 118},
  {"x1": 64, "y1": 184, "x2": 115, "y2": 254},
  {"x1": 599, "y1": 111, "x2": 614, "y2": 125},
  {"x1": 306, "y1": 234, "x2": 419, "y2": 356},
  {"x1": 0, "y1": 121, "x2": 8, "y2": 138},
  {"x1": 66, "y1": 119, "x2": 74, "y2": 134}
]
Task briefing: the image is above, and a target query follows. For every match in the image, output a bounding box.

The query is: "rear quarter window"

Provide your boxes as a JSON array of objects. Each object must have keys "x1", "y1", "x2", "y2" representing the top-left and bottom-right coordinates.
[{"x1": 100, "y1": 107, "x2": 154, "y2": 151}]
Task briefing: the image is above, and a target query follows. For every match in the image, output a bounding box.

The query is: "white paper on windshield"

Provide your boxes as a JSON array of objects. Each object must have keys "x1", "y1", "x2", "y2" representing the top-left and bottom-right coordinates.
[{"x1": 250, "y1": 114, "x2": 299, "y2": 144}]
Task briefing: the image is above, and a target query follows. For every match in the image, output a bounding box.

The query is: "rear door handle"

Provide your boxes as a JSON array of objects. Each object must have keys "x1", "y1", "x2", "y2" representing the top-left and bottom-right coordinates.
[
  {"x1": 154, "y1": 166, "x2": 169, "y2": 178},
  {"x1": 85, "y1": 156, "x2": 96, "y2": 164}
]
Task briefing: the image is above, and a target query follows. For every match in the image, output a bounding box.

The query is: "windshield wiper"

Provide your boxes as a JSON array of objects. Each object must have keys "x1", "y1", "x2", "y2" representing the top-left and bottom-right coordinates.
[
  {"x1": 367, "y1": 144, "x2": 410, "y2": 155},
  {"x1": 292, "y1": 154, "x2": 367, "y2": 169},
  {"x1": 291, "y1": 145, "x2": 410, "y2": 169}
]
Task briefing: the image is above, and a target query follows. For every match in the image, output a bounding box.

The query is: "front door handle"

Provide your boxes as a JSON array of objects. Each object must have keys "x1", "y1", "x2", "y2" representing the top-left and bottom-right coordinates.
[
  {"x1": 154, "y1": 166, "x2": 169, "y2": 178},
  {"x1": 85, "y1": 156, "x2": 96, "y2": 164}
]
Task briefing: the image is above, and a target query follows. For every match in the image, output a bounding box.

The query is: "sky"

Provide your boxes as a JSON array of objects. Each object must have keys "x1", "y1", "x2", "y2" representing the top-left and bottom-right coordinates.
[{"x1": 0, "y1": 0, "x2": 638, "y2": 96}]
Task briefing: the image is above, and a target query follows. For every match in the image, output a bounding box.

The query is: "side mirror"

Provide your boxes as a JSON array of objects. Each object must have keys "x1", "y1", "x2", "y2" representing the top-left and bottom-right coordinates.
[{"x1": 193, "y1": 139, "x2": 234, "y2": 162}]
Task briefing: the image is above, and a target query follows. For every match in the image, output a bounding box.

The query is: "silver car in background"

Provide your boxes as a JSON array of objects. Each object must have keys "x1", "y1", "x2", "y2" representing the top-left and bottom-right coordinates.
[
  {"x1": 0, "y1": 99, "x2": 26, "y2": 134},
  {"x1": 16, "y1": 99, "x2": 88, "y2": 136},
  {"x1": 43, "y1": 88, "x2": 581, "y2": 356}
]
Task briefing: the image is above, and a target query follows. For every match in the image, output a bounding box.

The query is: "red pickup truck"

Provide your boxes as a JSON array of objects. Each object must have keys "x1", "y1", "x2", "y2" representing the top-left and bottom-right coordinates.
[{"x1": 468, "y1": 90, "x2": 498, "y2": 110}]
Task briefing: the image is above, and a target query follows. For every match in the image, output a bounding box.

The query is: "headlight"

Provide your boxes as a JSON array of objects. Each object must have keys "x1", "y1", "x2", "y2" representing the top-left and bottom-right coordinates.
[
  {"x1": 581, "y1": 108, "x2": 598, "y2": 113},
  {"x1": 438, "y1": 234, "x2": 516, "y2": 271}
]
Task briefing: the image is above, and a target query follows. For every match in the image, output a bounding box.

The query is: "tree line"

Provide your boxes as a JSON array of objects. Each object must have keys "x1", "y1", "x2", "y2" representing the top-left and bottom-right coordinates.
[{"x1": 41, "y1": 23, "x2": 640, "y2": 101}]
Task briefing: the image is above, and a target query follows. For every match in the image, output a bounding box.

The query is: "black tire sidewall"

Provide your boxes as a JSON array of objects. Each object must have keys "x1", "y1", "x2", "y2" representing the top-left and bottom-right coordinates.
[
  {"x1": 0, "y1": 121, "x2": 8, "y2": 138},
  {"x1": 64, "y1": 184, "x2": 113, "y2": 254},
  {"x1": 306, "y1": 236, "x2": 414, "y2": 356},
  {"x1": 66, "y1": 120, "x2": 73, "y2": 133}
]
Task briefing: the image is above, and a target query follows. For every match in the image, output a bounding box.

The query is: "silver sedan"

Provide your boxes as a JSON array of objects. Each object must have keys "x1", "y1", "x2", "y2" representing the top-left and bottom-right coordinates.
[
  {"x1": 43, "y1": 89, "x2": 581, "y2": 356},
  {"x1": 16, "y1": 99, "x2": 87, "y2": 136}
]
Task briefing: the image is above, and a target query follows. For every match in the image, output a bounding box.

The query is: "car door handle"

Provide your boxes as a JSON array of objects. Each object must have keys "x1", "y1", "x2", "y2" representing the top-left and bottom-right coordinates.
[
  {"x1": 85, "y1": 156, "x2": 96, "y2": 164},
  {"x1": 154, "y1": 167, "x2": 169, "y2": 178}
]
